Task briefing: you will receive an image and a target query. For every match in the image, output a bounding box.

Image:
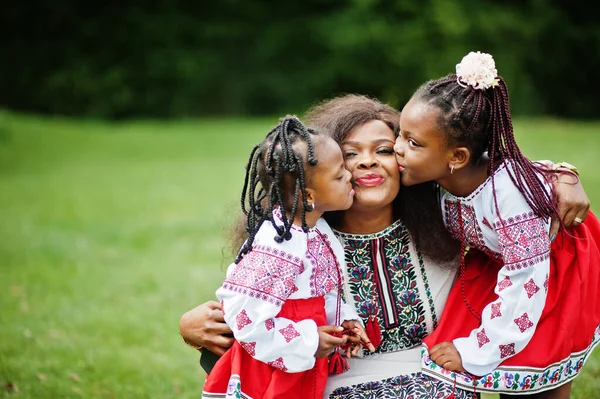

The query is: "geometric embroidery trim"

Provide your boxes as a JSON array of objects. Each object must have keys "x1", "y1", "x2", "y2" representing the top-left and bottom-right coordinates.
[
  {"x1": 499, "y1": 343, "x2": 516, "y2": 358},
  {"x1": 222, "y1": 245, "x2": 304, "y2": 307},
  {"x1": 477, "y1": 329, "x2": 490, "y2": 348},
  {"x1": 421, "y1": 324, "x2": 600, "y2": 393},
  {"x1": 514, "y1": 313, "x2": 534, "y2": 333},
  {"x1": 491, "y1": 302, "x2": 502, "y2": 319},
  {"x1": 497, "y1": 276, "x2": 513, "y2": 292},
  {"x1": 494, "y1": 212, "x2": 550, "y2": 271},
  {"x1": 236, "y1": 310, "x2": 252, "y2": 331},
  {"x1": 240, "y1": 341, "x2": 256, "y2": 356},
  {"x1": 267, "y1": 357, "x2": 287, "y2": 371},
  {"x1": 524, "y1": 278, "x2": 540, "y2": 298},
  {"x1": 265, "y1": 318, "x2": 275, "y2": 331},
  {"x1": 444, "y1": 201, "x2": 498, "y2": 259},
  {"x1": 279, "y1": 323, "x2": 300, "y2": 343},
  {"x1": 307, "y1": 234, "x2": 340, "y2": 297}
]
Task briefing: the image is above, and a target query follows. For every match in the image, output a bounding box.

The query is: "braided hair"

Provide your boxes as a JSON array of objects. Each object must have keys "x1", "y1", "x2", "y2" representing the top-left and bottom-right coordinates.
[
  {"x1": 411, "y1": 73, "x2": 561, "y2": 223},
  {"x1": 236, "y1": 115, "x2": 319, "y2": 263}
]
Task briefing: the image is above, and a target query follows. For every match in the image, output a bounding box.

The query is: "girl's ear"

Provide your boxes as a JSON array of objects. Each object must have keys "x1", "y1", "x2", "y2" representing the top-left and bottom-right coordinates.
[
  {"x1": 304, "y1": 188, "x2": 316, "y2": 208},
  {"x1": 450, "y1": 147, "x2": 471, "y2": 172}
]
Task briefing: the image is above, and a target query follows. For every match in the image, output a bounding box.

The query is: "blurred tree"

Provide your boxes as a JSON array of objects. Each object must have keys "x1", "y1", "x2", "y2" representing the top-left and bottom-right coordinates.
[{"x1": 1, "y1": 0, "x2": 598, "y2": 118}]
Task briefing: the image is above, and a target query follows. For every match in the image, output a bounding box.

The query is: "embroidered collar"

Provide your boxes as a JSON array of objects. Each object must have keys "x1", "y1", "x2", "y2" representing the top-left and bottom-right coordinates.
[
  {"x1": 332, "y1": 219, "x2": 404, "y2": 241},
  {"x1": 272, "y1": 206, "x2": 317, "y2": 233}
]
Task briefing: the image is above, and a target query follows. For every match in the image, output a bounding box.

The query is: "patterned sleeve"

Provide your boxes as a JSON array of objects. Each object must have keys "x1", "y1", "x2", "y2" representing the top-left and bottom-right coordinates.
[
  {"x1": 216, "y1": 245, "x2": 319, "y2": 373},
  {"x1": 453, "y1": 182, "x2": 551, "y2": 376}
]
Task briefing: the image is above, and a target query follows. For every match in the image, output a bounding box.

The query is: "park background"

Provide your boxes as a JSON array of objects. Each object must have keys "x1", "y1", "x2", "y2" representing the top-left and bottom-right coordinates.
[{"x1": 1, "y1": 1, "x2": 599, "y2": 398}]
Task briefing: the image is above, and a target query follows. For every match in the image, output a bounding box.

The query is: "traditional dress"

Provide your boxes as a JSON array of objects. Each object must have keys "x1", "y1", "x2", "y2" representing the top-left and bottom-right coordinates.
[
  {"x1": 325, "y1": 220, "x2": 477, "y2": 399},
  {"x1": 202, "y1": 209, "x2": 359, "y2": 399},
  {"x1": 422, "y1": 162, "x2": 600, "y2": 395}
]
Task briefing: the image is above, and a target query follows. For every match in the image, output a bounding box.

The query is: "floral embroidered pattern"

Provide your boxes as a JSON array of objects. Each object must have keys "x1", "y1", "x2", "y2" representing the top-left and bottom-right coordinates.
[
  {"x1": 494, "y1": 212, "x2": 550, "y2": 271},
  {"x1": 514, "y1": 313, "x2": 534, "y2": 333},
  {"x1": 335, "y1": 221, "x2": 434, "y2": 355},
  {"x1": 544, "y1": 274, "x2": 549, "y2": 293},
  {"x1": 524, "y1": 278, "x2": 540, "y2": 298},
  {"x1": 267, "y1": 357, "x2": 287, "y2": 371},
  {"x1": 236, "y1": 310, "x2": 252, "y2": 331},
  {"x1": 477, "y1": 329, "x2": 490, "y2": 347},
  {"x1": 422, "y1": 325, "x2": 600, "y2": 394},
  {"x1": 497, "y1": 276, "x2": 513, "y2": 291},
  {"x1": 329, "y1": 373, "x2": 474, "y2": 399},
  {"x1": 491, "y1": 302, "x2": 502, "y2": 319},
  {"x1": 279, "y1": 324, "x2": 300, "y2": 343},
  {"x1": 307, "y1": 235, "x2": 340, "y2": 297},
  {"x1": 499, "y1": 343, "x2": 516, "y2": 358},
  {"x1": 240, "y1": 341, "x2": 256, "y2": 356},
  {"x1": 222, "y1": 245, "x2": 303, "y2": 307},
  {"x1": 265, "y1": 319, "x2": 274, "y2": 331}
]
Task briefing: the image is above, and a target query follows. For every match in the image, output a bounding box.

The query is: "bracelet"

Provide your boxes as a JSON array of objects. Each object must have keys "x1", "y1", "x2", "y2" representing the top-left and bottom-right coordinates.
[{"x1": 552, "y1": 161, "x2": 579, "y2": 176}]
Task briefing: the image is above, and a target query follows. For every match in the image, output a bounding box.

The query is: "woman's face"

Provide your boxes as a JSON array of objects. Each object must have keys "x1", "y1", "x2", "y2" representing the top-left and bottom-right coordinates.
[{"x1": 340, "y1": 120, "x2": 400, "y2": 211}]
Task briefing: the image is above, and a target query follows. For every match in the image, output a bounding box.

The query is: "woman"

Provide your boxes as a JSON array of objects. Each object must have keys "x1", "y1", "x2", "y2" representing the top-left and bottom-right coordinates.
[{"x1": 180, "y1": 95, "x2": 590, "y2": 398}]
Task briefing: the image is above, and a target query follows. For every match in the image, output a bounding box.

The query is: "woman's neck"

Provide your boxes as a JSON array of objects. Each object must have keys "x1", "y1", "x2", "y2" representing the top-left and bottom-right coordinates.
[
  {"x1": 438, "y1": 162, "x2": 489, "y2": 197},
  {"x1": 338, "y1": 204, "x2": 395, "y2": 235}
]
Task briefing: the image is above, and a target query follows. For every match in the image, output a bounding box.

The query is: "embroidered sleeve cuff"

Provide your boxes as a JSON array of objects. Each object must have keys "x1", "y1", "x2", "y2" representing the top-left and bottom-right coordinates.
[{"x1": 453, "y1": 337, "x2": 502, "y2": 377}]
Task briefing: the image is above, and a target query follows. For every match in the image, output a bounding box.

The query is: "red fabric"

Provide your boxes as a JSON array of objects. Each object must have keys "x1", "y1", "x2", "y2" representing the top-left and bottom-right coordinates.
[
  {"x1": 425, "y1": 212, "x2": 600, "y2": 373},
  {"x1": 365, "y1": 316, "x2": 382, "y2": 348},
  {"x1": 328, "y1": 351, "x2": 349, "y2": 375},
  {"x1": 203, "y1": 296, "x2": 328, "y2": 399}
]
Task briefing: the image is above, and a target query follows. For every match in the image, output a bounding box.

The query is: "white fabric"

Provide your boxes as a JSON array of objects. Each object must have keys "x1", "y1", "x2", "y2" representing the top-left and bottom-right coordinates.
[
  {"x1": 217, "y1": 213, "x2": 360, "y2": 373},
  {"x1": 440, "y1": 162, "x2": 552, "y2": 376},
  {"x1": 323, "y1": 223, "x2": 458, "y2": 396}
]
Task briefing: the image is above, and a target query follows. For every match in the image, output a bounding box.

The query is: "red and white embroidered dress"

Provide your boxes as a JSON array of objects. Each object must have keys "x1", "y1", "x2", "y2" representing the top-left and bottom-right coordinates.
[
  {"x1": 202, "y1": 209, "x2": 359, "y2": 399},
  {"x1": 422, "y1": 162, "x2": 600, "y2": 395}
]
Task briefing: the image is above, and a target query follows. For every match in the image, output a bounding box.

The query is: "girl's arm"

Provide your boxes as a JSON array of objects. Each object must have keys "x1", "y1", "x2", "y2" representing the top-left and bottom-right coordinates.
[
  {"x1": 217, "y1": 247, "x2": 321, "y2": 373},
  {"x1": 452, "y1": 184, "x2": 551, "y2": 376}
]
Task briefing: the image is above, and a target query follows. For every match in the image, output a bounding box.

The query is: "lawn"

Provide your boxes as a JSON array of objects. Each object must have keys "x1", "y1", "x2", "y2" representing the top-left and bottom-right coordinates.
[{"x1": 0, "y1": 110, "x2": 599, "y2": 398}]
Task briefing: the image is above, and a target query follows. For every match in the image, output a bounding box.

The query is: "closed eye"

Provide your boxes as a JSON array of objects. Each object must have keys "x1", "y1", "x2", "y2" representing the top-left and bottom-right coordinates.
[{"x1": 377, "y1": 147, "x2": 395, "y2": 155}]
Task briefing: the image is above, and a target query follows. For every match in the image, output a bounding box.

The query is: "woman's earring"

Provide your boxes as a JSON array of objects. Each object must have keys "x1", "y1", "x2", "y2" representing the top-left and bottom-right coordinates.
[
  {"x1": 450, "y1": 164, "x2": 455, "y2": 174},
  {"x1": 308, "y1": 203, "x2": 315, "y2": 211}
]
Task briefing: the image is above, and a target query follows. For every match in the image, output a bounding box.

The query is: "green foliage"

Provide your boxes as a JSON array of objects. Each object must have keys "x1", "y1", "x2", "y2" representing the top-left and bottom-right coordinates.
[
  {"x1": 2, "y1": 2, "x2": 600, "y2": 118},
  {"x1": 0, "y1": 111, "x2": 599, "y2": 397}
]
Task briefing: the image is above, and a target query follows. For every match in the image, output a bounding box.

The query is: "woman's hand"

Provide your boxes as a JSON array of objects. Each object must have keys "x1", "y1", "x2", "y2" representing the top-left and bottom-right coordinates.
[
  {"x1": 315, "y1": 325, "x2": 347, "y2": 358},
  {"x1": 179, "y1": 301, "x2": 234, "y2": 356},
  {"x1": 428, "y1": 342, "x2": 465, "y2": 372},
  {"x1": 341, "y1": 320, "x2": 376, "y2": 358},
  {"x1": 550, "y1": 172, "x2": 590, "y2": 238}
]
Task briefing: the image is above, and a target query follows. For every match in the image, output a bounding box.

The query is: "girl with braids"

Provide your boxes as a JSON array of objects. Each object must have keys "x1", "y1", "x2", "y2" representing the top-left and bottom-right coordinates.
[
  {"x1": 181, "y1": 95, "x2": 591, "y2": 399},
  {"x1": 201, "y1": 115, "x2": 373, "y2": 399},
  {"x1": 394, "y1": 51, "x2": 600, "y2": 397}
]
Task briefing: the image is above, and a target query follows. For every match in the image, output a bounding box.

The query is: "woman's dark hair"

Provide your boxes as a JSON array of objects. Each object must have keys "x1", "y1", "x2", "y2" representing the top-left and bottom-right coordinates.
[
  {"x1": 234, "y1": 115, "x2": 320, "y2": 263},
  {"x1": 305, "y1": 94, "x2": 460, "y2": 262},
  {"x1": 411, "y1": 74, "x2": 560, "y2": 223}
]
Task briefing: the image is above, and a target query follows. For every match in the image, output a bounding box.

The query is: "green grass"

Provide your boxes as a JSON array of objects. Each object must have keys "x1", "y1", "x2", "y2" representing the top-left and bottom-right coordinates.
[{"x1": 0, "y1": 110, "x2": 598, "y2": 398}]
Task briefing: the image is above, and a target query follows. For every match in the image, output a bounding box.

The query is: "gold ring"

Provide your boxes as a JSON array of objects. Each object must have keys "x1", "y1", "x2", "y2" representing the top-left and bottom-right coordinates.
[{"x1": 574, "y1": 217, "x2": 583, "y2": 224}]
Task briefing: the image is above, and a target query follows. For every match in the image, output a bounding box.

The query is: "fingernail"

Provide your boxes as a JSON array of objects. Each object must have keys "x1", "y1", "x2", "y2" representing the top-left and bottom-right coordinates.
[{"x1": 550, "y1": 233, "x2": 557, "y2": 242}]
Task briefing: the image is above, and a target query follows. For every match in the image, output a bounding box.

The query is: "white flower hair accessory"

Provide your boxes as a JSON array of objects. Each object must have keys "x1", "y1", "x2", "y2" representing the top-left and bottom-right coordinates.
[{"x1": 455, "y1": 51, "x2": 499, "y2": 90}]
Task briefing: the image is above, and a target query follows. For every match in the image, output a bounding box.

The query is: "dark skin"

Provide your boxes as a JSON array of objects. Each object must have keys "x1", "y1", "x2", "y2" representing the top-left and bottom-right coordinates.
[{"x1": 395, "y1": 102, "x2": 581, "y2": 399}]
